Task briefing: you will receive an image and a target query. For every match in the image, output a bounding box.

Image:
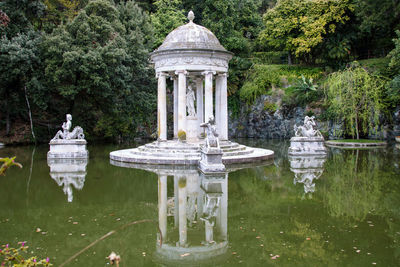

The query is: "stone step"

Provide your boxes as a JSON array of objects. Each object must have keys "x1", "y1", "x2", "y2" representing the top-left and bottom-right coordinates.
[
  {"x1": 221, "y1": 145, "x2": 246, "y2": 152},
  {"x1": 137, "y1": 147, "x2": 200, "y2": 154},
  {"x1": 138, "y1": 145, "x2": 245, "y2": 154},
  {"x1": 223, "y1": 148, "x2": 254, "y2": 157},
  {"x1": 144, "y1": 143, "x2": 199, "y2": 151},
  {"x1": 131, "y1": 150, "x2": 200, "y2": 158}
]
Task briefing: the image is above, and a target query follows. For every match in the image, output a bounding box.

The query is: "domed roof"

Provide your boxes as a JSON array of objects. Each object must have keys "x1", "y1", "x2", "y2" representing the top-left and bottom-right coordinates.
[{"x1": 156, "y1": 11, "x2": 227, "y2": 52}]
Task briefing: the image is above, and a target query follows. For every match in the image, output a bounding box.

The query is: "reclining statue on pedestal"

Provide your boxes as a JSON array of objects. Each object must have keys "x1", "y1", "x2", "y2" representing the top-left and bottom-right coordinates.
[
  {"x1": 52, "y1": 114, "x2": 85, "y2": 140},
  {"x1": 294, "y1": 116, "x2": 323, "y2": 138},
  {"x1": 200, "y1": 115, "x2": 220, "y2": 149}
]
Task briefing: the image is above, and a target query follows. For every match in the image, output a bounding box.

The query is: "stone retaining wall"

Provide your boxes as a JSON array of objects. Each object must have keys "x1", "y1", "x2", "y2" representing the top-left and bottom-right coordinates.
[{"x1": 228, "y1": 95, "x2": 400, "y2": 140}]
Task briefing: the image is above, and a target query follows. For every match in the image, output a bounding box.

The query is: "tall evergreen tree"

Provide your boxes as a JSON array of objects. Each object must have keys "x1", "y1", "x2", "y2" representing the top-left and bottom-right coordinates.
[{"x1": 41, "y1": 0, "x2": 156, "y2": 140}]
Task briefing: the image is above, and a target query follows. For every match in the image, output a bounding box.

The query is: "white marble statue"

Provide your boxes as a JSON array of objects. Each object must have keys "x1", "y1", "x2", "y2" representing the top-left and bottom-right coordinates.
[
  {"x1": 294, "y1": 116, "x2": 323, "y2": 138},
  {"x1": 52, "y1": 114, "x2": 85, "y2": 140},
  {"x1": 200, "y1": 115, "x2": 220, "y2": 149},
  {"x1": 186, "y1": 85, "x2": 196, "y2": 117}
]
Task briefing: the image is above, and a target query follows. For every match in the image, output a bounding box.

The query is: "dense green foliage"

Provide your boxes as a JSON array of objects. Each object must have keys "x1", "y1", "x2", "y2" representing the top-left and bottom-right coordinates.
[
  {"x1": 0, "y1": 0, "x2": 399, "y2": 142},
  {"x1": 40, "y1": 0, "x2": 155, "y2": 140},
  {"x1": 240, "y1": 64, "x2": 323, "y2": 103},
  {"x1": 150, "y1": 0, "x2": 186, "y2": 49},
  {"x1": 259, "y1": 0, "x2": 353, "y2": 63}
]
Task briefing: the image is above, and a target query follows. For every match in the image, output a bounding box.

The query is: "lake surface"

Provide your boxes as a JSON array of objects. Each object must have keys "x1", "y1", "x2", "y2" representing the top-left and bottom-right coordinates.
[{"x1": 1, "y1": 140, "x2": 399, "y2": 266}]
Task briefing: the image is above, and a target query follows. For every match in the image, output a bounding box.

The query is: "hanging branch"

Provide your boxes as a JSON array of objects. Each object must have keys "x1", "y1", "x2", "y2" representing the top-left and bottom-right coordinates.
[{"x1": 24, "y1": 85, "x2": 36, "y2": 142}]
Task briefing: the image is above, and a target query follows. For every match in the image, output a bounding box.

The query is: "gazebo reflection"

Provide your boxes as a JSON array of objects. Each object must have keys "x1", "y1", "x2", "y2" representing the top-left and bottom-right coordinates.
[{"x1": 156, "y1": 169, "x2": 228, "y2": 264}]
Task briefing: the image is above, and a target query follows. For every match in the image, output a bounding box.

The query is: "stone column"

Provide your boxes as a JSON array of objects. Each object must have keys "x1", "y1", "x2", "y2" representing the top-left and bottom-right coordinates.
[
  {"x1": 219, "y1": 174, "x2": 228, "y2": 240},
  {"x1": 196, "y1": 77, "x2": 204, "y2": 132},
  {"x1": 178, "y1": 176, "x2": 187, "y2": 246},
  {"x1": 172, "y1": 76, "x2": 179, "y2": 139},
  {"x1": 176, "y1": 70, "x2": 187, "y2": 136},
  {"x1": 215, "y1": 74, "x2": 222, "y2": 131},
  {"x1": 202, "y1": 71, "x2": 216, "y2": 124},
  {"x1": 158, "y1": 174, "x2": 168, "y2": 241},
  {"x1": 174, "y1": 175, "x2": 179, "y2": 227},
  {"x1": 219, "y1": 73, "x2": 228, "y2": 140},
  {"x1": 157, "y1": 72, "x2": 167, "y2": 141}
]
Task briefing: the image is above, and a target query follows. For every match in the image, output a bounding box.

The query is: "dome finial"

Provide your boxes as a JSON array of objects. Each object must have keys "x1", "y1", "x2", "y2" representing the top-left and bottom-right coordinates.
[{"x1": 188, "y1": 10, "x2": 194, "y2": 23}]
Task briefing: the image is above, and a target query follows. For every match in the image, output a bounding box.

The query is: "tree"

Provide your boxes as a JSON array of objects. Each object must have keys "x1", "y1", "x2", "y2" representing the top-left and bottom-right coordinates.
[
  {"x1": 0, "y1": 0, "x2": 45, "y2": 38},
  {"x1": 324, "y1": 64, "x2": 387, "y2": 139},
  {"x1": 353, "y1": 0, "x2": 400, "y2": 58},
  {"x1": 386, "y1": 31, "x2": 400, "y2": 107},
  {"x1": 0, "y1": 1, "x2": 44, "y2": 137},
  {"x1": 0, "y1": 31, "x2": 42, "y2": 138},
  {"x1": 259, "y1": 0, "x2": 353, "y2": 63},
  {"x1": 41, "y1": 0, "x2": 81, "y2": 31},
  {"x1": 150, "y1": 0, "x2": 186, "y2": 49},
  {"x1": 201, "y1": 0, "x2": 263, "y2": 56},
  {"x1": 41, "y1": 0, "x2": 156, "y2": 140}
]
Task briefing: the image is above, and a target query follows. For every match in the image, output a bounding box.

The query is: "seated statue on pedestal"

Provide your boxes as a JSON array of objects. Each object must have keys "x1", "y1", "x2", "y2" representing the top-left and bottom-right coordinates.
[
  {"x1": 200, "y1": 116, "x2": 220, "y2": 149},
  {"x1": 52, "y1": 114, "x2": 85, "y2": 140},
  {"x1": 294, "y1": 116, "x2": 323, "y2": 138}
]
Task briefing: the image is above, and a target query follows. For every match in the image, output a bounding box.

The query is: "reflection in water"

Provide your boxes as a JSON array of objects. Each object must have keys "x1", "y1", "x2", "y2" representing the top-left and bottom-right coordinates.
[
  {"x1": 47, "y1": 158, "x2": 88, "y2": 202},
  {"x1": 156, "y1": 169, "x2": 228, "y2": 264},
  {"x1": 288, "y1": 155, "x2": 326, "y2": 194}
]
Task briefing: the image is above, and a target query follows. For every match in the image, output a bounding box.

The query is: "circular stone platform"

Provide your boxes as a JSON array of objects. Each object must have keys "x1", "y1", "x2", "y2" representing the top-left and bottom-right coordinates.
[
  {"x1": 325, "y1": 140, "x2": 387, "y2": 148},
  {"x1": 109, "y1": 140, "x2": 274, "y2": 166}
]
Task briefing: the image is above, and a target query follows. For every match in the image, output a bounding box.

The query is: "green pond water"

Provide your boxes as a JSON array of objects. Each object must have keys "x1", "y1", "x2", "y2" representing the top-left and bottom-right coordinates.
[{"x1": 1, "y1": 140, "x2": 400, "y2": 266}]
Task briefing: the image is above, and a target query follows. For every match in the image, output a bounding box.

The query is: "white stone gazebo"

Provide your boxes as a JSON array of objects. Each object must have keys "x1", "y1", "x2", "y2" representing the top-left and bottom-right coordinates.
[
  {"x1": 152, "y1": 11, "x2": 231, "y2": 142},
  {"x1": 110, "y1": 11, "x2": 273, "y2": 165}
]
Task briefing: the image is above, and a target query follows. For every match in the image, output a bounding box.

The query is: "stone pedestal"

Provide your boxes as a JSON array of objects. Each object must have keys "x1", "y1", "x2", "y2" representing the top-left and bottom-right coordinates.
[
  {"x1": 186, "y1": 116, "x2": 199, "y2": 142},
  {"x1": 288, "y1": 137, "x2": 327, "y2": 156},
  {"x1": 199, "y1": 147, "x2": 225, "y2": 173},
  {"x1": 48, "y1": 139, "x2": 88, "y2": 159}
]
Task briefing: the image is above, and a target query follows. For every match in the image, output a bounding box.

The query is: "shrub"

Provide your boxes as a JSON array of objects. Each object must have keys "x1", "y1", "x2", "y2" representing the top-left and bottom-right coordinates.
[
  {"x1": 177, "y1": 130, "x2": 186, "y2": 141},
  {"x1": 240, "y1": 64, "x2": 323, "y2": 104},
  {"x1": 1, "y1": 242, "x2": 52, "y2": 266}
]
